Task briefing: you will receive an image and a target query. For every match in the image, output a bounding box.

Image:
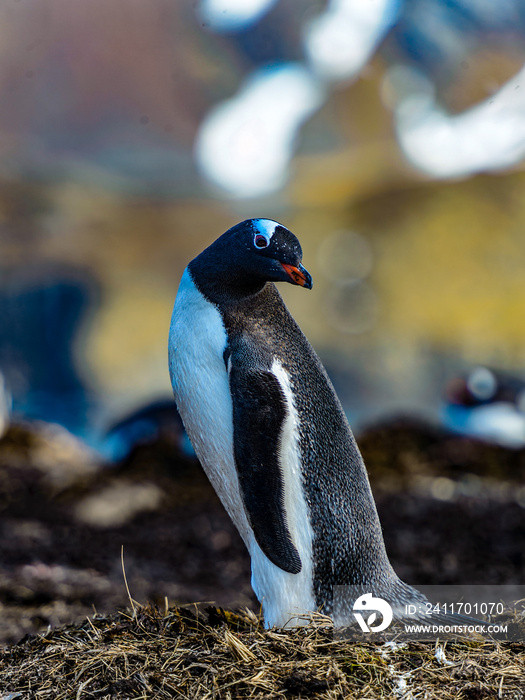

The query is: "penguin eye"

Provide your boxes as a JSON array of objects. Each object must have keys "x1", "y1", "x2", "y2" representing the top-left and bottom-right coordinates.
[{"x1": 254, "y1": 234, "x2": 269, "y2": 249}]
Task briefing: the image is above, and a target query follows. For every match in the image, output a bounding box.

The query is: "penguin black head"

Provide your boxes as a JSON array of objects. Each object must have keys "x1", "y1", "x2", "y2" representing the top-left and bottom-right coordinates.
[{"x1": 188, "y1": 219, "x2": 312, "y2": 301}]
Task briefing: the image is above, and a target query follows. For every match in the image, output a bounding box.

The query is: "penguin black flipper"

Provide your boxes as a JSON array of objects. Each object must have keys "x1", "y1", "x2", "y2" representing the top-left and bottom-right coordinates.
[{"x1": 229, "y1": 363, "x2": 302, "y2": 575}]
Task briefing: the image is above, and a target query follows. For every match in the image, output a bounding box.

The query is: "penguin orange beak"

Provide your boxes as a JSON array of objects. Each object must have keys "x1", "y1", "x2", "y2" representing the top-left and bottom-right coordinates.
[{"x1": 281, "y1": 263, "x2": 313, "y2": 289}]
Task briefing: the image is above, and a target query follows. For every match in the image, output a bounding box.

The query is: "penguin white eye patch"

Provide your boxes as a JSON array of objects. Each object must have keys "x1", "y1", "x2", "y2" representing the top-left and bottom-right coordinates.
[
  {"x1": 254, "y1": 234, "x2": 270, "y2": 248},
  {"x1": 252, "y1": 218, "x2": 278, "y2": 244}
]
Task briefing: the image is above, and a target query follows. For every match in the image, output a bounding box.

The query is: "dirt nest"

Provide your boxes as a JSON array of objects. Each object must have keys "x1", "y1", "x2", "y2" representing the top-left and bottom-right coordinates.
[
  {"x1": 1, "y1": 415, "x2": 525, "y2": 696},
  {"x1": 2, "y1": 602, "x2": 525, "y2": 699}
]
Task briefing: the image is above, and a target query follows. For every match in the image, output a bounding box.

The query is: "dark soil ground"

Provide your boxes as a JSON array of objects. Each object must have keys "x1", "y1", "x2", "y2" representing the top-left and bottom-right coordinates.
[{"x1": 0, "y1": 416, "x2": 524, "y2": 647}]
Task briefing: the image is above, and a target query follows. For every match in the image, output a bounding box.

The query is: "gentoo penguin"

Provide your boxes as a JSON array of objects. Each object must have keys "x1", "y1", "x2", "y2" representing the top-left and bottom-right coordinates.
[
  {"x1": 101, "y1": 399, "x2": 188, "y2": 463},
  {"x1": 444, "y1": 366, "x2": 525, "y2": 449},
  {"x1": 168, "y1": 219, "x2": 424, "y2": 628}
]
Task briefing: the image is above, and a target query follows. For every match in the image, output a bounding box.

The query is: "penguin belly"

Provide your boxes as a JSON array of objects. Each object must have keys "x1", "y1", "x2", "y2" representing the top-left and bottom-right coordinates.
[
  {"x1": 169, "y1": 269, "x2": 245, "y2": 534},
  {"x1": 169, "y1": 269, "x2": 316, "y2": 626}
]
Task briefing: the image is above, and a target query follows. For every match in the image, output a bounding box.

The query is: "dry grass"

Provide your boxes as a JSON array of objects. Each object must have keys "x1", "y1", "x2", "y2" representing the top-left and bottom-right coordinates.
[{"x1": 1, "y1": 602, "x2": 524, "y2": 699}]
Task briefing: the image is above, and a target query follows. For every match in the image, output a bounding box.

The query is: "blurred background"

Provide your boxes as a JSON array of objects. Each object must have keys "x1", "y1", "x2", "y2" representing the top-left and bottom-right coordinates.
[
  {"x1": 2, "y1": 0, "x2": 525, "y2": 442},
  {"x1": 2, "y1": 0, "x2": 525, "y2": 643}
]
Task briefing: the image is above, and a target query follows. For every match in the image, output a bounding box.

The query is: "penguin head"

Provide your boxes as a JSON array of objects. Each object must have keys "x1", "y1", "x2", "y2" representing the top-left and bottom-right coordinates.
[{"x1": 189, "y1": 218, "x2": 312, "y2": 299}]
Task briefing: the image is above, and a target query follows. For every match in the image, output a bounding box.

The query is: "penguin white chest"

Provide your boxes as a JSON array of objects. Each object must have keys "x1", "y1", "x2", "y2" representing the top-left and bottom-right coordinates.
[{"x1": 168, "y1": 268, "x2": 251, "y2": 540}]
